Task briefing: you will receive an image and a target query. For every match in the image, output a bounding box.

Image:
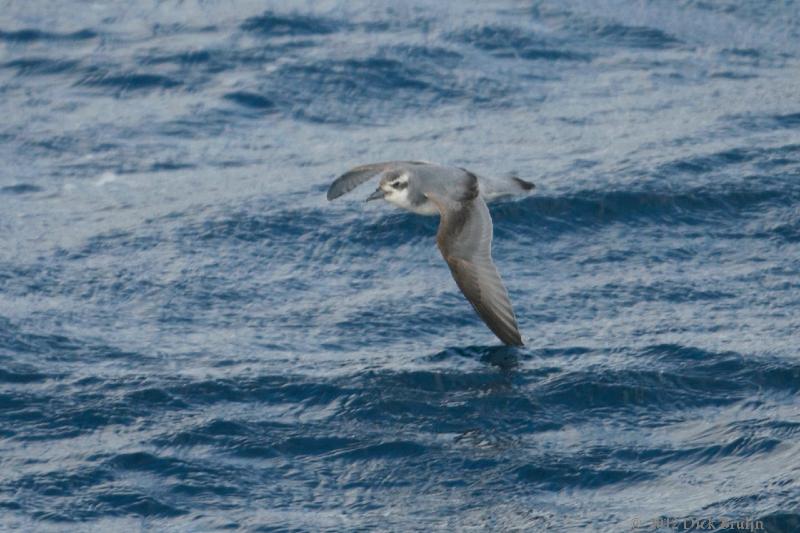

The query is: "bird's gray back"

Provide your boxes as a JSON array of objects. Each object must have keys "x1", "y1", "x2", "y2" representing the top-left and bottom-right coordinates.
[{"x1": 407, "y1": 164, "x2": 477, "y2": 204}]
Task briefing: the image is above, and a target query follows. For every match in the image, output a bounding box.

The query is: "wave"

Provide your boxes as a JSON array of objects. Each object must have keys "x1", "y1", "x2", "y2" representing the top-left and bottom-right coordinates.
[
  {"x1": 493, "y1": 178, "x2": 800, "y2": 239},
  {"x1": 223, "y1": 91, "x2": 276, "y2": 111},
  {"x1": 0, "y1": 28, "x2": 97, "y2": 43},
  {"x1": 773, "y1": 112, "x2": 800, "y2": 129},
  {"x1": 514, "y1": 462, "x2": 655, "y2": 489},
  {"x1": 1, "y1": 57, "x2": 81, "y2": 76},
  {"x1": 269, "y1": 56, "x2": 463, "y2": 123},
  {"x1": 3, "y1": 342, "x2": 798, "y2": 524},
  {"x1": 729, "y1": 111, "x2": 800, "y2": 132},
  {"x1": 240, "y1": 11, "x2": 340, "y2": 36},
  {"x1": 0, "y1": 367, "x2": 49, "y2": 384},
  {"x1": 452, "y1": 25, "x2": 590, "y2": 62},
  {"x1": 31, "y1": 344, "x2": 778, "y2": 425},
  {"x1": 91, "y1": 491, "x2": 185, "y2": 519},
  {"x1": 75, "y1": 70, "x2": 182, "y2": 92},
  {"x1": 656, "y1": 144, "x2": 800, "y2": 174},
  {"x1": 0, "y1": 183, "x2": 44, "y2": 195},
  {"x1": 43, "y1": 163, "x2": 797, "y2": 279},
  {"x1": 586, "y1": 22, "x2": 681, "y2": 49}
]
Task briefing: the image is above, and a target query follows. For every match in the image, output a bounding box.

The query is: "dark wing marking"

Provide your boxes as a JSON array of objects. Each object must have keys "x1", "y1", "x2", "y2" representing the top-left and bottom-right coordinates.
[
  {"x1": 327, "y1": 161, "x2": 428, "y2": 201},
  {"x1": 428, "y1": 184, "x2": 523, "y2": 346},
  {"x1": 511, "y1": 177, "x2": 535, "y2": 191}
]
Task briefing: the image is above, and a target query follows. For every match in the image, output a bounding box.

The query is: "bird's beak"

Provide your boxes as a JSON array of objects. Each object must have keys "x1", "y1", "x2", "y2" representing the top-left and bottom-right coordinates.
[{"x1": 366, "y1": 188, "x2": 384, "y2": 202}]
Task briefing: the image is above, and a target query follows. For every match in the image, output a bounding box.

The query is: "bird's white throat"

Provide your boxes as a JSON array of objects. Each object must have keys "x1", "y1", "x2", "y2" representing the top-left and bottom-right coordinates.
[{"x1": 384, "y1": 188, "x2": 438, "y2": 215}]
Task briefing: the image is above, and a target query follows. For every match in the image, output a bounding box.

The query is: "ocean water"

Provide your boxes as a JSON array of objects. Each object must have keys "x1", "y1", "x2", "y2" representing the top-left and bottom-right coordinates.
[{"x1": 1, "y1": 0, "x2": 799, "y2": 531}]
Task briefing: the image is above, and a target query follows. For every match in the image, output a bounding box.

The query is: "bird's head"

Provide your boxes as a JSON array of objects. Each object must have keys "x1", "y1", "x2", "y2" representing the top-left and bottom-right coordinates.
[{"x1": 366, "y1": 171, "x2": 411, "y2": 209}]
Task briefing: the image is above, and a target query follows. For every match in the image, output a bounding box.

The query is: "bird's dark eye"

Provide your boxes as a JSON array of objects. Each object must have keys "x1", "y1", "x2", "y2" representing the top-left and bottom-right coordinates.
[{"x1": 392, "y1": 182, "x2": 401, "y2": 189}]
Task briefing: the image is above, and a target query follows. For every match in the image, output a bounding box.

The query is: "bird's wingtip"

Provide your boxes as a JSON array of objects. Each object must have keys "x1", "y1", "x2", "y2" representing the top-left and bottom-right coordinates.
[{"x1": 505, "y1": 333, "x2": 524, "y2": 347}]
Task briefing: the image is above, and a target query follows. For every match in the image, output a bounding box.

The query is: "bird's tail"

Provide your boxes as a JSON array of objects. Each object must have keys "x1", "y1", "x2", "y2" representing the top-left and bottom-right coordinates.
[{"x1": 511, "y1": 176, "x2": 536, "y2": 191}]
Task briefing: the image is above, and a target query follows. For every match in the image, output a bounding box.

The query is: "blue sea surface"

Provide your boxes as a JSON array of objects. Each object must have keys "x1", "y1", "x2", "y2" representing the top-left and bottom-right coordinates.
[{"x1": 1, "y1": 1, "x2": 800, "y2": 531}]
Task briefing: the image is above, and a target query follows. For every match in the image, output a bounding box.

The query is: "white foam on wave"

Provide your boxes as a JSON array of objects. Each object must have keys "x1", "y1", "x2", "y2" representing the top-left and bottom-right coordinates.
[{"x1": 95, "y1": 171, "x2": 118, "y2": 186}]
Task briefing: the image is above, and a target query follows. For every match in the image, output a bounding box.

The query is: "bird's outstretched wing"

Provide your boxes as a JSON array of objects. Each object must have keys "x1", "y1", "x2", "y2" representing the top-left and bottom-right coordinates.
[
  {"x1": 427, "y1": 175, "x2": 523, "y2": 346},
  {"x1": 327, "y1": 161, "x2": 427, "y2": 200}
]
